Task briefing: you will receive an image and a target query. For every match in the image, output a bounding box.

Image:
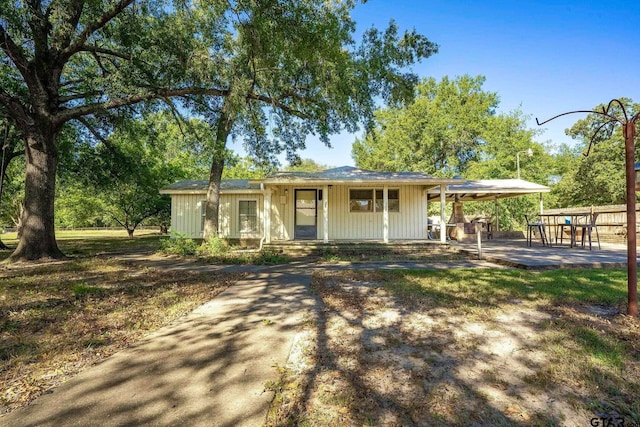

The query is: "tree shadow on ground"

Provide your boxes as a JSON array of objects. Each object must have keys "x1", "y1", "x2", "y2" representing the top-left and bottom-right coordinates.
[
  {"x1": 274, "y1": 270, "x2": 637, "y2": 426},
  {"x1": 1, "y1": 265, "x2": 313, "y2": 427}
]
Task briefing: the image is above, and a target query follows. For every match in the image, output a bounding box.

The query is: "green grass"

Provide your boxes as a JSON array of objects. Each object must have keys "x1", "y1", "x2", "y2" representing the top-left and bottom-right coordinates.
[
  {"x1": 374, "y1": 268, "x2": 627, "y2": 308},
  {"x1": 0, "y1": 229, "x2": 163, "y2": 261}
]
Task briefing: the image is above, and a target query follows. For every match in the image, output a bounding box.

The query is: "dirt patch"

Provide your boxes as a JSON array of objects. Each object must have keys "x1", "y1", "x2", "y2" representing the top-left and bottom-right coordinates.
[
  {"x1": 268, "y1": 271, "x2": 639, "y2": 426},
  {"x1": 0, "y1": 257, "x2": 242, "y2": 414}
]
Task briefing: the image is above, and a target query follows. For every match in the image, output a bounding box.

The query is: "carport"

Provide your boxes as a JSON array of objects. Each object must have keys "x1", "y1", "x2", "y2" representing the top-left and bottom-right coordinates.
[{"x1": 426, "y1": 178, "x2": 551, "y2": 237}]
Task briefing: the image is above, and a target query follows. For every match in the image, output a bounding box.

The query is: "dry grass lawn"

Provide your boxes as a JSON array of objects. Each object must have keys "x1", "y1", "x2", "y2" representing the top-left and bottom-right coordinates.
[
  {"x1": 268, "y1": 269, "x2": 640, "y2": 427},
  {"x1": 0, "y1": 257, "x2": 242, "y2": 414}
]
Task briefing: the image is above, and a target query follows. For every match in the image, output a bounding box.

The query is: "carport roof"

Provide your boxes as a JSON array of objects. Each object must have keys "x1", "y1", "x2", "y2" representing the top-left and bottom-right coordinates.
[{"x1": 427, "y1": 179, "x2": 550, "y2": 202}]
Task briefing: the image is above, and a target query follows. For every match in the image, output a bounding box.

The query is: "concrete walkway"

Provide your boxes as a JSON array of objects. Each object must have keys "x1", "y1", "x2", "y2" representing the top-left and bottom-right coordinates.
[{"x1": 2, "y1": 265, "x2": 316, "y2": 427}]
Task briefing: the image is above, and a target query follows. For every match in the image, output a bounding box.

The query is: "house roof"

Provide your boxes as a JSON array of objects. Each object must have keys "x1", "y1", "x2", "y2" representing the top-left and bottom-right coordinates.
[
  {"x1": 258, "y1": 166, "x2": 460, "y2": 186},
  {"x1": 160, "y1": 169, "x2": 550, "y2": 201},
  {"x1": 159, "y1": 179, "x2": 260, "y2": 194},
  {"x1": 427, "y1": 178, "x2": 550, "y2": 202}
]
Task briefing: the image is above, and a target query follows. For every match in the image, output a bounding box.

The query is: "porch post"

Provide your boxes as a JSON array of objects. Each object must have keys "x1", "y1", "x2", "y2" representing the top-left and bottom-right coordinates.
[
  {"x1": 264, "y1": 187, "x2": 272, "y2": 244},
  {"x1": 383, "y1": 185, "x2": 389, "y2": 243},
  {"x1": 440, "y1": 184, "x2": 446, "y2": 243},
  {"x1": 424, "y1": 189, "x2": 429, "y2": 238},
  {"x1": 539, "y1": 193, "x2": 544, "y2": 214},
  {"x1": 323, "y1": 185, "x2": 329, "y2": 243},
  {"x1": 494, "y1": 196, "x2": 499, "y2": 232}
]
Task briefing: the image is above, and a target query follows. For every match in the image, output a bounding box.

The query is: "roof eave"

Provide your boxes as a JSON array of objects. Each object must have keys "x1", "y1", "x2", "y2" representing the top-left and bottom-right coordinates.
[
  {"x1": 160, "y1": 188, "x2": 262, "y2": 195},
  {"x1": 257, "y1": 178, "x2": 462, "y2": 185}
]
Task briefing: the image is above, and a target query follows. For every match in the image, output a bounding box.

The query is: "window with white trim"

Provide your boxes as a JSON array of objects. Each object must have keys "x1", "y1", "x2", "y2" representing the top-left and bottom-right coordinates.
[
  {"x1": 238, "y1": 200, "x2": 258, "y2": 232},
  {"x1": 349, "y1": 189, "x2": 399, "y2": 213},
  {"x1": 200, "y1": 200, "x2": 207, "y2": 231}
]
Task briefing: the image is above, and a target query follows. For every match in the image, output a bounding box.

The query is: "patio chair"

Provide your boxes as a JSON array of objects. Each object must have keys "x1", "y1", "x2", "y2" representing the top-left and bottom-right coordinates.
[
  {"x1": 573, "y1": 212, "x2": 601, "y2": 250},
  {"x1": 525, "y1": 214, "x2": 549, "y2": 247}
]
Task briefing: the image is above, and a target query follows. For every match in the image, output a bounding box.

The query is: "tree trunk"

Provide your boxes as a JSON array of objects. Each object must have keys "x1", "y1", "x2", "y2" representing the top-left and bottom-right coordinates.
[
  {"x1": 202, "y1": 110, "x2": 234, "y2": 241},
  {"x1": 8, "y1": 131, "x2": 64, "y2": 261},
  {"x1": 127, "y1": 228, "x2": 135, "y2": 238}
]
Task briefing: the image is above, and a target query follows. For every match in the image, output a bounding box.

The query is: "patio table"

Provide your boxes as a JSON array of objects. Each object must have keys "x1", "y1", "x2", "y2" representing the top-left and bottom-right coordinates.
[{"x1": 539, "y1": 213, "x2": 589, "y2": 248}]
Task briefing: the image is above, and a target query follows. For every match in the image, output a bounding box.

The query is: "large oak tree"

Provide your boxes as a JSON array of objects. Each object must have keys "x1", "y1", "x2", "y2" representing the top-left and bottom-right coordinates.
[{"x1": 0, "y1": 0, "x2": 436, "y2": 260}]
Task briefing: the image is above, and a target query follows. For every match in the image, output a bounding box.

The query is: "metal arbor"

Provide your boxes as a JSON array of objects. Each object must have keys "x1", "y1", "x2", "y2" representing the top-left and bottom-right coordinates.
[{"x1": 537, "y1": 99, "x2": 639, "y2": 317}]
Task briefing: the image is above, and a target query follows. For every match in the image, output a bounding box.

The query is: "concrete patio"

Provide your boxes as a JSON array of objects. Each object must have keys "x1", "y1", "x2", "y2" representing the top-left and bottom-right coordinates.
[{"x1": 457, "y1": 238, "x2": 637, "y2": 270}]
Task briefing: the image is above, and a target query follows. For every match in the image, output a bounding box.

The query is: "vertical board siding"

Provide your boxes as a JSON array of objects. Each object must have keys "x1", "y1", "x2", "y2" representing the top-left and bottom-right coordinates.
[
  {"x1": 389, "y1": 185, "x2": 427, "y2": 239},
  {"x1": 327, "y1": 185, "x2": 427, "y2": 240},
  {"x1": 170, "y1": 184, "x2": 428, "y2": 241},
  {"x1": 171, "y1": 193, "x2": 263, "y2": 239}
]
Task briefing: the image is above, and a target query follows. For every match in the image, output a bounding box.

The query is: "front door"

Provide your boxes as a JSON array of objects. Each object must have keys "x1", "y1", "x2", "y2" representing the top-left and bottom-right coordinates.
[{"x1": 294, "y1": 189, "x2": 317, "y2": 240}]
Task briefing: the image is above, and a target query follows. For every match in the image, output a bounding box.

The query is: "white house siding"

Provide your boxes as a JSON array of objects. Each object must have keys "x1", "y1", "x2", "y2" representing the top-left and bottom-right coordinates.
[
  {"x1": 267, "y1": 184, "x2": 426, "y2": 241},
  {"x1": 170, "y1": 194, "x2": 202, "y2": 238},
  {"x1": 170, "y1": 193, "x2": 263, "y2": 239},
  {"x1": 388, "y1": 185, "x2": 426, "y2": 239}
]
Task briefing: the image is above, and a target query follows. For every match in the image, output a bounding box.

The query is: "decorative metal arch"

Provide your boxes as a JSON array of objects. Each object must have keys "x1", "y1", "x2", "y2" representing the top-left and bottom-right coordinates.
[{"x1": 537, "y1": 99, "x2": 640, "y2": 317}]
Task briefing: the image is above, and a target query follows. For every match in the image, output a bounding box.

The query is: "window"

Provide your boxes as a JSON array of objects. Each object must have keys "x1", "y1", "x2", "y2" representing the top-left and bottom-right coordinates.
[
  {"x1": 200, "y1": 200, "x2": 207, "y2": 231},
  {"x1": 349, "y1": 189, "x2": 373, "y2": 212},
  {"x1": 238, "y1": 200, "x2": 258, "y2": 232},
  {"x1": 350, "y1": 189, "x2": 399, "y2": 213},
  {"x1": 375, "y1": 189, "x2": 399, "y2": 212}
]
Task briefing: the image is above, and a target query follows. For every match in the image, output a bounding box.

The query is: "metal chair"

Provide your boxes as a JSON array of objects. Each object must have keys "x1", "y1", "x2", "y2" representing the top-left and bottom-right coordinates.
[
  {"x1": 525, "y1": 214, "x2": 549, "y2": 246},
  {"x1": 573, "y1": 212, "x2": 601, "y2": 250}
]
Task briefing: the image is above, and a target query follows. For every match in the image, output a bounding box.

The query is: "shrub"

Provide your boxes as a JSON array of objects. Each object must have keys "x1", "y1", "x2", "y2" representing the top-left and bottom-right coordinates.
[
  {"x1": 159, "y1": 233, "x2": 199, "y2": 256},
  {"x1": 197, "y1": 236, "x2": 230, "y2": 257},
  {"x1": 252, "y1": 248, "x2": 289, "y2": 265}
]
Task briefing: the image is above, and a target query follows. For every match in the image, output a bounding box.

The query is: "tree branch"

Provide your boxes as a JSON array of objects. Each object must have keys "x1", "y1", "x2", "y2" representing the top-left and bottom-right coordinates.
[
  {"x1": 0, "y1": 88, "x2": 30, "y2": 127},
  {"x1": 55, "y1": 87, "x2": 230, "y2": 124},
  {"x1": 58, "y1": 91, "x2": 103, "y2": 104},
  {"x1": 78, "y1": 45, "x2": 132, "y2": 61},
  {"x1": 62, "y1": 0, "x2": 136, "y2": 60},
  {"x1": 246, "y1": 92, "x2": 310, "y2": 119},
  {"x1": 8, "y1": 150, "x2": 23, "y2": 161},
  {"x1": 75, "y1": 116, "x2": 111, "y2": 146},
  {"x1": 49, "y1": 0, "x2": 85, "y2": 51},
  {"x1": 0, "y1": 24, "x2": 32, "y2": 80}
]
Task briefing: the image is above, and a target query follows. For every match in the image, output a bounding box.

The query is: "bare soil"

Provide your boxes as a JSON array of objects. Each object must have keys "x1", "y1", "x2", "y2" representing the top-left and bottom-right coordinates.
[
  {"x1": 0, "y1": 258, "x2": 242, "y2": 413},
  {"x1": 267, "y1": 271, "x2": 639, "y2": 427}
]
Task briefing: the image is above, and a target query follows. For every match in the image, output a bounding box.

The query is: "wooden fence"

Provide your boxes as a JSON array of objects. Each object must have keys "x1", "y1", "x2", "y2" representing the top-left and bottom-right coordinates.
[{"x1": 543, "y1": 204, "x2": 640, "y2": 242}]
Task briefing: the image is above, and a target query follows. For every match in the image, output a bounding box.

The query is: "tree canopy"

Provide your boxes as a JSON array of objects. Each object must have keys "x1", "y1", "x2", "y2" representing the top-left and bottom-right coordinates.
[
  {"x1": 352, "y1": 75, "x2": 552, "y2": 179},
  {"x1": 351, "y1": 75, "x2": 556, "y2": 229},
  {"x1": 353, "y1": 75, "x2": 505, "y2": 176},
  {"x1": 0, "y1": 0, "x2": 437, "y2": 259},
  {"x1": 550, "y1": 99, "x2": 639, "y2": 207}
]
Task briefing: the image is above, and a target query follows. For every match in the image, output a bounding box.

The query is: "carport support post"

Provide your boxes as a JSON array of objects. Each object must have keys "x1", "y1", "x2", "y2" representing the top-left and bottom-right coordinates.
[
  {"x1": 476, "y1": 222, "x2": 483, "y2": 260},
  {"x1": 264, "y1": 187, "x2": 272, "y2": 244},
  {"x1": 440, "y1": 184, "x2": 446, "y2": 243},
  {"x1": 539, "y1": 193, "x2": 544, "y2": 215},
  {"x1": 383, "y1": 185, "x2": 389, "y2": 243},
  {"x1": 624, "y1": 122, "x2": 638, "y2": 317},
  {"x1": 323, "y1": 185, "x2": 329, "y2": 243}
]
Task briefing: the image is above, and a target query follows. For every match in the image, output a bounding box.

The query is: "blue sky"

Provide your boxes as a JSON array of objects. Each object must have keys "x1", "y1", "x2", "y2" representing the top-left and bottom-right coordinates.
[{"x1": 236, "y1": 1, "x2": 640, "y2": 168}]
